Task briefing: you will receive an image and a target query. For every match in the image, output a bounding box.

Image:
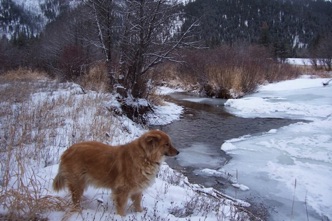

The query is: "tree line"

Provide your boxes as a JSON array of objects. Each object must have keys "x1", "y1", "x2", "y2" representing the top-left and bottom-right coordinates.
[
  {"x1": 0, "y1": 0, "x2": 331, "y2": 99},
  {"x1": 1, "y1": 0, "x2": 197, "y2": 97},
  {"x1": 182, "y1": 0, "x2": 332, "y2": 59}
]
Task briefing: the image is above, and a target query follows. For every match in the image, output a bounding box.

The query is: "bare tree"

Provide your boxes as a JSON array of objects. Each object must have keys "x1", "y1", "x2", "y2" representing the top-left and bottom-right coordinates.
[
  {"x1": 38, "y1": 5, "x2": 97, "y2": 79},
  {"x1": 311, "y1": 34, "x2": 332, "y2": 71},
  {"x1": 85, "y1": 0, "x2": 121, "y2": 86},
  {"x1": 88, "y1": 0, "x2": 114, "y2": 60},
  {"x1": 118, "y1": 0, "x2": 195, "y2": 98},
  {"x1": 86, "y1": 0, "x2": 197, "y2": 98},
  {"x1": 317, "y1": 35, "x2": 332, "y2": 71}
]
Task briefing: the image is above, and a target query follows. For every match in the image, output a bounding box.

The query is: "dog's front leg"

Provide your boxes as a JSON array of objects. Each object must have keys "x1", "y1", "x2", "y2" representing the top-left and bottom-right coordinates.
[
  {"x1": 112, "y1": 190, "x2": 129, "y2": 216},
  {"x1": 131, "y1": 192, "x2": 143, "y2": 213}
]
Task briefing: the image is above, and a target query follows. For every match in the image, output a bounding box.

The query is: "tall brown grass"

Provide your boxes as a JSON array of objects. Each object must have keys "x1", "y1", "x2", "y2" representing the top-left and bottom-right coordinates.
[
  {"x1": 0, "y1": 70, "x2": 118, "y2": 220},
  {"x1": 78, "y1": 62, "x2": 111, "y2": 93},
  {"x1": 154, "y1": 45, "x2": 301, "y2": 98},
  {"x1": 0, "y1": 68, "x2": 50, "y2": 81}
]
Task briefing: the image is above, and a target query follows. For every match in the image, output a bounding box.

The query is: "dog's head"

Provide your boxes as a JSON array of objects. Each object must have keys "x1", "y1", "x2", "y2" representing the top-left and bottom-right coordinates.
[{"x1": 140, "y1": 130, "x2": 179, "y2": 162}]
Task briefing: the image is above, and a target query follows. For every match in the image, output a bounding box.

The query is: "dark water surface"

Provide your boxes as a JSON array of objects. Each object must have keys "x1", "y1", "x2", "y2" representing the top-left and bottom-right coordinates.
[{"x1": 151, "y1": 92, "x2": 303, "y2": 220}]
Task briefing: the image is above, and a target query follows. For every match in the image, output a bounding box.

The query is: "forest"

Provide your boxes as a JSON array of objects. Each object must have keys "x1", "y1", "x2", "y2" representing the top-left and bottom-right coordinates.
[{"x1": 183, "y1": 0, "x2": 332, "y2": 57}]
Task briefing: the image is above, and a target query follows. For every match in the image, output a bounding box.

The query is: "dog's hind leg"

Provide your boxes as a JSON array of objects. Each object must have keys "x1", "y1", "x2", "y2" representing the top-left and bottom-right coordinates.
[
  {"x1": 131, "y1": 192, "x2": 143, "y2": 213},
  {"x1": 68, "y1": 180, "x2": 84, "y2": 210},
  {"x1": 112, "y1": 189, "x2": 129, "y2": 216}
]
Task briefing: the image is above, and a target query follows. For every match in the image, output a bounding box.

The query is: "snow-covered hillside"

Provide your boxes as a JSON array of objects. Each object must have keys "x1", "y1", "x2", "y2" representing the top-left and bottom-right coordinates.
[
  {"x1": 0, "y1": 0, "x2": 82, "y2": 39},
  {"x1": 13, "y1": 0, "x2": 43, "y2": 13}
]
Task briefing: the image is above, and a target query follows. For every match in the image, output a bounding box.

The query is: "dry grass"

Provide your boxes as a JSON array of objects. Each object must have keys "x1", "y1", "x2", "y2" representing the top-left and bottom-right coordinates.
[
  {"x1": 149, "y1": 62, "x2": 198, "y2": 91},
  {"x1": 155, "y1": 46, "x2": 301, "y2": 98},
  {"x1": 205, "y1": 67, "x2": 253, "y2": 98},
  {"x1": 294, "y1": 65, "x2": 332, "y2": 78},
  {"x1": 78, "y1": 62, "x2": 111, "y2": 93},
  {"x1": 0, "y1": 68, "x2": 50, "y2": 81},
  {"x1": 0, "y1": 75, "x2": 119, "y2": 220}
]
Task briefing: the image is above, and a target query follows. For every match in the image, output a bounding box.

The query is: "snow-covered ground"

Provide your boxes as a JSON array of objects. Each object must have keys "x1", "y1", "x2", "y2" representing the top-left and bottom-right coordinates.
[
  {"x1": 285, "y1": 58, "x2": 313, "y2": 66},
  {"x1": 220, "y1": 75, "x2": 332, "y2": 221},
  {"x1": 1, "y1": 74, "x2": 331, "y2": 221},
  {"x1": 0, "y1": 80, "x2": 249, "y2": 221}
]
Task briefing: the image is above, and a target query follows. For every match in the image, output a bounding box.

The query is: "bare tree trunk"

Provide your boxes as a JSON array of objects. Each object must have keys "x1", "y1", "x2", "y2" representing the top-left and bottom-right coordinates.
[
  {"x1": 118, "y1": 0, "x2": 198, "y2": 98},
  {"x1": 88, "y1": 0, "x2": 116, "y2": 88}
]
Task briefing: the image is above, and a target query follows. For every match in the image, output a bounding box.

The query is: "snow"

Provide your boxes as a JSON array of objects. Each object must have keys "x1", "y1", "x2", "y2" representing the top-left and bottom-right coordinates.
[
  {"x1": 147, "y1": 86, "x2": 184, "y2": 125},
  {"x1": 13, "y1": 0, "x2": 43, "y2": 13},
  {"x1": 147, "y1": 101, "x2": 183, "y2": 125},
  {"x1": 286, "y1": 58, "x2": 312, "y2": 66},
  {"x1": 2, "y1": 75, "x2": 331, "y2": 220},
  {"x1": 155, "y1": 86, "x2": 184, "y2": 95},
  {"x1": 223, "y1": 75, "x2": 332, "y2": 221},
  {"x1": 0, "y1": 80, "x2": 248, "y2": 221},
  {"x1": 224, "y1": 75, "x2": 332, "y2": 121}
]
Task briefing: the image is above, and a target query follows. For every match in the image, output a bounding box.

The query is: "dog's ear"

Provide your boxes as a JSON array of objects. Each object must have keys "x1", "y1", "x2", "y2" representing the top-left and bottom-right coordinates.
[{"x1": 145, "y1": 133, "x2": 161, "y2": 146}]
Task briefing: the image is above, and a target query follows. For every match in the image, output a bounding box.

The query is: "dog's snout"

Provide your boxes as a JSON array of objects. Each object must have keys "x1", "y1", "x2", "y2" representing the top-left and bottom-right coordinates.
[{"x1": 165, "y1": 145, "x2": 180, "y2": 157}]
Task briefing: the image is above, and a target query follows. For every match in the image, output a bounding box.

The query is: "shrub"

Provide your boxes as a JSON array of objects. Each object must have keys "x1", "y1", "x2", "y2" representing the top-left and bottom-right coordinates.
[
  {"x1": 78, "y1": 61, "x2": 110, "y2": 92},
  {"x1": 174, "y1": 45, "x2": 300, "y2": 98},
  {"x1": 58, "y1": 45, "x2": 90, "y2": 81}
]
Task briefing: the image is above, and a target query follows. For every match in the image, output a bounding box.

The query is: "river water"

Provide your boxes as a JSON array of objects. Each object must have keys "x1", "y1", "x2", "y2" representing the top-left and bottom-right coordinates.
[{"x1": 152, "y1": 92, "x2": 304, "y2": 220}]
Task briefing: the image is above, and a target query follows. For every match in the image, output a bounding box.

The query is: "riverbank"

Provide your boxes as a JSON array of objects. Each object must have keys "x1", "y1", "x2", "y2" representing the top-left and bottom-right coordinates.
[
  {"x1": 152, "y1": 90, "x2": 304, "y2": 220},
  {"x1": 221, "y1": 75, "x2": 332, "y2": 221},
  {"x1": 153, "y1": 74, "x2": 332, "y2": 221},
  {"x1": 0, "y1": 79, "x2": 252, "y2": 221}
]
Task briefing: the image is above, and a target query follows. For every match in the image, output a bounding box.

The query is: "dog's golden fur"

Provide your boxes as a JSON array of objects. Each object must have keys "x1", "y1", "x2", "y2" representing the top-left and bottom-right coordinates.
[{"x1": 53, "y1": 130, "x2": 179, "y2": 216}]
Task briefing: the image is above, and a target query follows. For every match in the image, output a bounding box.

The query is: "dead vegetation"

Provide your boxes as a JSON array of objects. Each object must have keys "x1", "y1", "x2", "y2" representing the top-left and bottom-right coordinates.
[
  {"x1": 0, "y1": 69, "x2": 261, "y2": 220},
  {"x1": 77, "y1": 62, "x2": 111, "y2": 93},
  {"x1": 0, "y1": 72, "x2": 121, "y2": 220},
  {"x1": 151, "y1": 45, "x2": 302, "y2": 98},
  {"x1": 0, "y1": 68, "x2": 50, "y2": 81}
]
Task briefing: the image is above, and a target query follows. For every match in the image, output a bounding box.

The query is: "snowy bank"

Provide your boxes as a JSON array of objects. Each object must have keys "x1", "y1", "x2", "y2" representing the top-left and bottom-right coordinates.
[
  {"x1": 0, "y1": 80, "x2": 251, "y2": 221},
  {"x1": 222, "y1": 75, "x2": 332, "y2": 221}
]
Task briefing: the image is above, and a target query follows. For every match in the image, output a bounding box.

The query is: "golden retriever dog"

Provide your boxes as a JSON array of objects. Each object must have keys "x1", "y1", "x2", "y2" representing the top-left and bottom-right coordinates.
[{"x1": 52, "y1": 130, "x2": 179, "y2": 216}]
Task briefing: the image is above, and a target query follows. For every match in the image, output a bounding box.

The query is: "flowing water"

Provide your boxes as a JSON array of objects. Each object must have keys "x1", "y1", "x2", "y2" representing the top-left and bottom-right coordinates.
[{"x1": 151, "y1": 92, "x2": 304, "y2": 220}]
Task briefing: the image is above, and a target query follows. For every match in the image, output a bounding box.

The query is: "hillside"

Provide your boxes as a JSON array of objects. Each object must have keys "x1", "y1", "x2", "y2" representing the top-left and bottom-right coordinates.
[
  {"x1": 0, "y1": 0, "x2": 80, "y2": 39},
  {"x1": 182, "y1": 0, "x2": 332, "y2": 57},
  {"x1": 1, "y1": 0, "x2": 331, "y2": 54}
]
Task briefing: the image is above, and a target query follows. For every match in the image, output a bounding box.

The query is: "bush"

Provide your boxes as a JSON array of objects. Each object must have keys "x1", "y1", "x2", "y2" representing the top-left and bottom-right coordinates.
[
  {"x1": 175, "y1": 44, "x2": 300, "y2": 98},
  {"x1": 78, "y1": 61, "x2": 110, "y2": 92}
]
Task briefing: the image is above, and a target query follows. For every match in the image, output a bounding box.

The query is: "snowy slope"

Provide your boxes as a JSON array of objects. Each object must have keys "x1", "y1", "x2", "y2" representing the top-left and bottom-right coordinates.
[{"x1": 13, "y1": 0, "x2": 43, "y2": 14}]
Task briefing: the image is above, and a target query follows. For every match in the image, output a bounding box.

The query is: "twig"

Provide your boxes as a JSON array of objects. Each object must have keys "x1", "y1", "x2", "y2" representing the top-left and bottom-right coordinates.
[
  {"x1": 291, "y1": 178, "x2": 297, "y2": 220},
  {"x1": 322, "y1": 79, "x2": 332, "y2": 86}
]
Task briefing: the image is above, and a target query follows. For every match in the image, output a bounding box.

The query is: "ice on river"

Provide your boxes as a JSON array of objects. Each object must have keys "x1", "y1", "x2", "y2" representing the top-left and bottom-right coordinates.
[
  {"x1": 176, "y1": 143, "x2": 225, "y2": 168},
  {"x1": 221, "y1": 75, "x2": 332, "y2": 220}
]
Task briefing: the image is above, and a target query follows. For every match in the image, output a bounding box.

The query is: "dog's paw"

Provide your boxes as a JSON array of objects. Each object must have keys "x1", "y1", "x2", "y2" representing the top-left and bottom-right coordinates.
[{"x1": 134, "y1": 206, "x2": 145, "y2": 213}]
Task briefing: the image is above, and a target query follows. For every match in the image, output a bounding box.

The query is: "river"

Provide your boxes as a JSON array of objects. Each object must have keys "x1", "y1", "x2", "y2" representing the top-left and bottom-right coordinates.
[{"x1": 152, "y1": 92, "x2": 304, "y2": 220}]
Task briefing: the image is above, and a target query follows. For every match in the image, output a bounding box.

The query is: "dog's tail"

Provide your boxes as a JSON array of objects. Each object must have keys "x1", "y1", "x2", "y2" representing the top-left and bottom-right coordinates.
[{"x1": 53, "y1": 170, "x2": 66, "y2": 192}]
